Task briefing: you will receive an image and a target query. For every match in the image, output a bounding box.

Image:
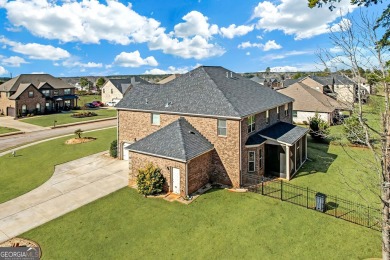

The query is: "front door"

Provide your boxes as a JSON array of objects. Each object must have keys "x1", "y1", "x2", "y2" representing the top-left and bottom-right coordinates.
[
  {"x1": 172, "y1": 168, "x2": 180, "y2": 194},
  {"x1": 122, "y1": 143, "x2": 131, "y2": 160}
]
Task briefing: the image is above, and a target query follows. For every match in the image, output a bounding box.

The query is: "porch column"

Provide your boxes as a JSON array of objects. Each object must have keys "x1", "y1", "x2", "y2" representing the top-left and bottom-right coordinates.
[
  {"x1": 305, "y1": 135, "x2": 308, "y2": 160},
  {"x1": 294, "y1": 143, "x2": 297, "y2": 175},
  {"x1": 286, "y1": 145, "x2": 290, "y2": 180}
]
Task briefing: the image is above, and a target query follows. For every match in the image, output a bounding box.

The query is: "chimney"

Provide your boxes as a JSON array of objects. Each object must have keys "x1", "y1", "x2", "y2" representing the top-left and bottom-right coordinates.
[{"x1": 131, "y1": 77, "x2": 136, "y2": 85}]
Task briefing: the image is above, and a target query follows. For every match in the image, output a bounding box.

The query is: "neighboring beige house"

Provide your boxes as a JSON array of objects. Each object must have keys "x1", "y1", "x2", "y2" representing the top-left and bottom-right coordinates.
[
  {"x1": 0, "y1": 74, "x2": 77, "y2": 118},
  {"x1": 157, "y1": 74, "x2": 181, "y2": 84},
  {"x1": 116, "y1": 66, "x2": 309, "y2": 197},
  {"x1": 278, "y1": 82, "x2": 350, "y2": 125},
  {"x1": 101, "y1": 77, "x2": 149, "y2": 105}
]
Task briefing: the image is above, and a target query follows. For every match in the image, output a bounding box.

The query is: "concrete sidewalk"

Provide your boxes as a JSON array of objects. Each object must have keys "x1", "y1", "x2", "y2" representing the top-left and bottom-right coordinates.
[
  {"x1": 0, "y1": 152, "x2": 128, "y2": 243},
  {"x1": 0, "y1": 117, "x2": 49, "y2": 132}
]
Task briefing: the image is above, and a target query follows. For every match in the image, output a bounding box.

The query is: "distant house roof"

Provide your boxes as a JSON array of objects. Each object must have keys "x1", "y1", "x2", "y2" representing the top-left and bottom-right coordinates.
[
  {"x1": 116, "y1": 66, "x2": 293, "y2": 119},
  {"x1": 127, "y1": 118, "x2": 214, "y2": 162},
  {"x1": 282, "y1": 78, "x2": 300, "y2": 88},
  {"x1": 105, "y1": 77, "x2": 150, "y2": 94},
  {"x1": 278, "y1": 82, "x2": 349, "y2": 112},
  {"x1": 258, "y1": 122, "x2": 309, "y2": 145},
  {"x1": 0, "y1": 74, "x2": 73, "y2": 92},
  {"x1": 250, "y1": 76, "x2": 266, "y2": 84},
  {"x1": 157, "y1": 74, "x2": 181, "y2": 84},
  {"x1": 301, "y1": 75, "x2": 355, "y2": 87}
]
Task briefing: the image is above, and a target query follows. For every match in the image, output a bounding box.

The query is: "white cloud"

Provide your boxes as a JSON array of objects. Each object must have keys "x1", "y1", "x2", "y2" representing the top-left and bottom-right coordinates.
[
  {"x1": 62, "y1": 59, "x2": 103, "y2": 68},
  {"x1": 2, "y1": 56, "x2": 27, "y2": 67},
  {"x1": 144, "y1": 64, "x2": 200, "y2": 75},
  {"x1": 270, "y1": 64, "x2": 321, "y2": 72},
  {"x1": 114, "y1": 51, "x2": 158, "y2": 67},
  {"x1": 252, "y1": 0, "x2": 356, "y2": 40},
  {"x1": 220, "y1": 24, "x2": 254, "y2": 39},
  {"x1": 149, "y1": 34, "x2": 225, "y2": 60},
  {"x1": 246, "y1": 52, "x2": 250, "y2": 56},
  {"x1": 0, "y1": 66, "x2": 8, "y2": 75},
  {"x1": 0, "y1": 36, "x2": 70, "y2": 60},
  {"x1": 263, "y1": 40, "x2": 282, "y2": 51},
  {"x1": 1, "y1": 0, "x2": 163, "y2": 45},
  {"x1": 174, "y1": 11, "x2": 218, "y2": 39},
  {"x1": 238, "y1": 40, "x2": 281, "y2": 51},
  {"x1": 262, "y1": 50, "x2": 313, "y2": 61},
  {"x1": 31, "y1": 71, "x2": 45, "y2": 74}
]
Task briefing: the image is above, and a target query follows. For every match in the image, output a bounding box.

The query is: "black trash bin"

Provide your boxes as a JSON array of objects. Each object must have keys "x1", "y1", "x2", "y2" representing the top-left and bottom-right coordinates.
[{"x1": 315, "y1": 192, "x2": 327, "y2": 212}]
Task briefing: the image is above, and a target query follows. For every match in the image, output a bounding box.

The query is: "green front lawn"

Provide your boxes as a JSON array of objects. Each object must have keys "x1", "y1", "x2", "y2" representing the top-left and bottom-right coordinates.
[
  {"x1": 0, "y1": 127, "x2": 116, "y2": 204},
  {"x1": 23, "y1": 188, "x2": 380, "y2": 259},
  {"x1": 77, "y1": 95, "x2": 101, "y2": 107},
  {"x1": 20, "y1": 109, "x2": 117, "y2": 127},
  {"x1": 0, "y1": 127, "x2": 19, "y2": 135}
]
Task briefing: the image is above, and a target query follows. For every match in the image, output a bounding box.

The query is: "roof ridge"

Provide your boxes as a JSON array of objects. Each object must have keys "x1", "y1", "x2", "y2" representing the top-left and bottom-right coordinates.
[
  {"x1": 298, "y1": 83, "x2": 336, "y2": 109},
  {"x1": 177, "y1": 118, "x2": 188, "y2": 160},
  {"x1": 203, "y1": 67, "x2": 241, "y2": 117}
]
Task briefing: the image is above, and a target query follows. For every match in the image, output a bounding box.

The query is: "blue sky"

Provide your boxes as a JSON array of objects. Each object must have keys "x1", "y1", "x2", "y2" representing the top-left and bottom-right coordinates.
[{"x1": 0, "y1": 0, "x2": 387, "y2": 77}]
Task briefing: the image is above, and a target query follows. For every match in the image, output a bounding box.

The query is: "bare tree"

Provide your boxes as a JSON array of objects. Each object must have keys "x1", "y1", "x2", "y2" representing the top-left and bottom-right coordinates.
[{"x1": 317, "y1": 11, "x2": 390, "y2": 258}]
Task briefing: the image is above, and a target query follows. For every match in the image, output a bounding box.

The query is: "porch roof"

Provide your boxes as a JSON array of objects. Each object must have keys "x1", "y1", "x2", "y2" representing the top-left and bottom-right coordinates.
[
  {"x1": 258, "y1": 122, "x2": 309, "y2": 146},
  {"x1": 52, "y1": 94, "x2": 78, "y2": 101}
]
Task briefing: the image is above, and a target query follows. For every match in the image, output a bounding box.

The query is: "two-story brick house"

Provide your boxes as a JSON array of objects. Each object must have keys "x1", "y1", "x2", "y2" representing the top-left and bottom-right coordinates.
[
  {"x1": 0, "y1": 74, "x2": 77, "y2": 117},
  {"x1": 116, "y1": 66, "x2": 308, "y2": 197}
]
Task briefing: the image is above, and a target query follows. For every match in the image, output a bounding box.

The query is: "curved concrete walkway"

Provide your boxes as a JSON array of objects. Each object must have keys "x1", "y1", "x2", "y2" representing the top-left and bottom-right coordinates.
[{"x1": 0, "y1": 151, "x2": 128, "y2": 243}]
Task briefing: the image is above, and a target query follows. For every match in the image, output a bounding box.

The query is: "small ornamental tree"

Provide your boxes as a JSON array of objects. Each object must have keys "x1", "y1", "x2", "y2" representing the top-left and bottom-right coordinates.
[
  {"x1": 109, "y1": 140, "x2": 117, "y2": 158},
  {"x1": 343, "y1": 116, "x2": 367, "y2": 145},
  {"x1": 74, "y1": 129, "x2": 83, "y2": 139},
  {"x1": 136, "y1": 163, "x2": 165, "y2": 197},
  {"x1": 308, "y1": 112, "x2": 330, "y2": 141}
]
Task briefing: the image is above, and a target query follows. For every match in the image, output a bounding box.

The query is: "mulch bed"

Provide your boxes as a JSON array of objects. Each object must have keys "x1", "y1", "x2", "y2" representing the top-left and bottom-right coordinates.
[{"x1": 65, "y1": 137, "x2": 96, "y2": 144}]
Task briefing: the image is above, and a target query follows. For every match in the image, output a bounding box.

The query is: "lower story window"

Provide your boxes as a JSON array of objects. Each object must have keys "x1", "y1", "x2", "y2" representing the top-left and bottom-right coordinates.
[
  {"x1": 21, "y1": 104, "x2": 27, "y2": 114},
  {"x1": 259, "y1": 149, "x2": 263, "y2": 169},
  {"x1": 36, "y1": 103, "x2": 41, "y2": 112},
  {"x1": 293, "y1": 110, "x2": 298, "y2": 117},
  {"x1": 248, "y1": 151, "x2": 255, "y2": 172}
]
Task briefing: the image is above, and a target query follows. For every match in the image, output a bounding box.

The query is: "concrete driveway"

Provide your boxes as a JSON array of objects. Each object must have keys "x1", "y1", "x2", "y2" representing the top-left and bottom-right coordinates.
[
  {"x1": 0, "y1": 151, "x2": 128, "y2": 243},
  {"x1": 0, "y1": 116, "x2": 49, "y2": 132}
]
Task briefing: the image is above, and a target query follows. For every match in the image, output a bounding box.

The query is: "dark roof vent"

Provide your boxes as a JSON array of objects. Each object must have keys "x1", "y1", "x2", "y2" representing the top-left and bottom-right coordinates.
[
  {"x1": 189, "y1": 131, "x2": 196, "y2": 135},
  {"x1": 145, "y1": 98, "x2": 148, "y2": 104}
]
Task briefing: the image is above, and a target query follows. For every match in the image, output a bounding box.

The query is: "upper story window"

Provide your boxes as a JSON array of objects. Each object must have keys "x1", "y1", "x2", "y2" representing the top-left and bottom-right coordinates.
[
  {"x1": 103, "y1": 89, "x2": 105, "y2": 94},
  {"x1": 64, "y1": 89, "x2": 71, "y2": 95},
  {"x1": 293, "y1": 110, "x2": 298, "y2": 118},
  {"x1": 277, "y1": 106, "x2": 280, "y2": 120},
  {"x1": 247, "y1": 115, "x2": 255, "y2": 133},
  {"x1": 217, "y1": 119, "x2": 227, "y2": 136},
  {"x1": 28, "y1": 91, "x2": 34, "y2": 98},
  {"x1": 248, "y1": 151, "x2": 255, "y2": 172},
  {"x1": 151, "y1": 113, "x2": 160, "y2": 125},
  {"x1": 42, "y1": 90, "x2": 50, "y2": 97},
  {"x1": 111, "y1": 89, "x2": 113, "y2": 94},
  {"x1": 284, "y1": 104, "x2": 289, "y2": 117},
  {"x1": 53, "y1": 90, "x2": 59, "y2": 96},
  {"x1": 6, "y1": 92, "x2": 10, "y2": 98},
  {"x1": 266, "y1": 110, "x2": 269, "y2": 124}
]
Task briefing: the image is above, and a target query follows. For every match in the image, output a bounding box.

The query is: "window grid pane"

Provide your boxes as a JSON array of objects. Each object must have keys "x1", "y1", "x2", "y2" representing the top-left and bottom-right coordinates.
[{"x1": 248, "y1": 151, "x2": 255, "y2": 172}]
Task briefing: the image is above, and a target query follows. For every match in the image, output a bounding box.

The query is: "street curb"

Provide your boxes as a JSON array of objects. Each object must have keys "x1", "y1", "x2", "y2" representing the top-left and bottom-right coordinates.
[
  {"x1": 0, "y1": 131, "x2": 25, "y2": 138},
  {"x1": 50, "y1": 117, "x2": 116, "y2": 129}
]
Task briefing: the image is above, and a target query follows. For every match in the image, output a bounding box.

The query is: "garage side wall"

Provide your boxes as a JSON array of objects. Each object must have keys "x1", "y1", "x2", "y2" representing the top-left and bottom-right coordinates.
[
  {"x1": 187, "y1": 150, "x2": 214, "y2": 194},
  {"x1": 129, "y1": 152, "x2": 186, "y2": 196}
]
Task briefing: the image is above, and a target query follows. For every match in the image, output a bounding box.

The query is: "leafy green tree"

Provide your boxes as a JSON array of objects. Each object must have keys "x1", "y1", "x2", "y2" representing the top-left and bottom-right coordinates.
[
  {"x1": 308, "y1": 112, "x2": 330, "y2": 141},
  {"x1": 343, "y1": 116, "x2": 367, "y2": 145},
  {"x1": 136, "y1": 163, "x2": 165, "y2": 197},
  {"x1": 265, "y1": 67, "x2": 271, "y2": 74}
]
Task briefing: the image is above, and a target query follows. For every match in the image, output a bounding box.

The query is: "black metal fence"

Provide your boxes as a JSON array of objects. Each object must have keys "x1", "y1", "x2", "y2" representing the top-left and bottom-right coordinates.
[{"x1": 248, "y1": 179, "x2": 381, "y2": 231}]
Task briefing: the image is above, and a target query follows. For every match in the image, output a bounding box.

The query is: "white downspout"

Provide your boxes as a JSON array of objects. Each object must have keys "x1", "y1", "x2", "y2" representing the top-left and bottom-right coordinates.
[
  {"x1": 185, "y1": 163, "x2": 188, "y2": 197},
  {"x1": 239, "y1": 119, "x2": 242, "y2": 187},
  {"x1": 286, "y1": 145, "x2": 290, "y2": 180}
]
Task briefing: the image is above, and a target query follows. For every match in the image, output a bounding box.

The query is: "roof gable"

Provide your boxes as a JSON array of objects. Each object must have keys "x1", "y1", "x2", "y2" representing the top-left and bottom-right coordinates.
[{"x1": 0, "y1": 74, "x2": 73, "y2": 92}]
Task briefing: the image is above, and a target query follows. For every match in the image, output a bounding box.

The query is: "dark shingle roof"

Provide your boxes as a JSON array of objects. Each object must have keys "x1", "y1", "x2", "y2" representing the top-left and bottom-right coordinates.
[
  {"x1": 0, "y1": 74, "x2": 73, "y2": 92},
  {"x1": 245, "y1": 133, "x2": 267, "y2": 146},
  {"x1": 127, "y1": 118, "x2": 214, "y2": 162},
  {"x1": 106, "y1": 77, "x2": 150, "y2": 94},
  {"x1": 117, "y1": 66, "x2": 293, "y2": 118},
  {"x1": 282, "y1": 78, "x2": 300, "y2": 88},
  {"x1": 258, "y1": 122, "x2": 309, "y2": 145}
]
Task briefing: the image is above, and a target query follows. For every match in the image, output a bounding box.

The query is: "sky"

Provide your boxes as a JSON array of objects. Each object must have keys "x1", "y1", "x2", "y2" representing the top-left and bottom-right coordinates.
[{"x1": 0, "y1": 0, "x2": 387, "y2": 77}]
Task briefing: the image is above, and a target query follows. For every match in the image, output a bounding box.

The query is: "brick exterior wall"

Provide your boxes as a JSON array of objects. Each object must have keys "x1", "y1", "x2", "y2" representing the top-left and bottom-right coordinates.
[
  {"x1": 0, "y1": 92, "x2": 16, "y2": 116},
  {"x1": 118, "y1": 110, "x2": 240, "y2": 187},
  {"x1": 101, "y1": 82, "x2": 123, "y2": 104},
  {"x1": 187, "y1": 150, "x2": 214, "y2": 194},
  {"x1": 16, "y1": 86, "x2": 46, "y2": 116},
  {"x1": 129, "y1": 151, "x2": 186, "y2": 196}
]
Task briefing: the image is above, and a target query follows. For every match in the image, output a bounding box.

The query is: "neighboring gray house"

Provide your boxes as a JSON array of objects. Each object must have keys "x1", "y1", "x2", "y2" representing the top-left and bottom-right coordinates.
[{"x1": 101, "y1": 77, "x2": 150, "y2": 105}]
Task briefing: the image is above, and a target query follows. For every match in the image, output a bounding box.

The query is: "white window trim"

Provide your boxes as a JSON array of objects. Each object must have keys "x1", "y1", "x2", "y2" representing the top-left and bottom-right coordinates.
[
  {"x1": 248, "y1": 115, "x2": 256, "y2": 133},
  {"x1": 151, "y1": 113, "x2": 160, "y2": 126},
  {"x1": 266, "y1": 110, "x2": 269, "y2": 124},
  {"x1": 285, "y1": 104, "x2": 289, "y2": 116},
  {"x1": 217, "y1": 119, "x2": 227, "y2": 137},
  {"x1": 248, "y1": 151, "x2": 255, "y2": 172}
]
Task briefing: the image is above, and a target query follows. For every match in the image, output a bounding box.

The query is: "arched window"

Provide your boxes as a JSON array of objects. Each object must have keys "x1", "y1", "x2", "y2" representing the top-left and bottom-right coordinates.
[
  {"x1": 36, "y1": 103, "x2": 41, "y2": 112},
  {"x1": 22, "y1": 105, "x2": 27, "y2": 114}
]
